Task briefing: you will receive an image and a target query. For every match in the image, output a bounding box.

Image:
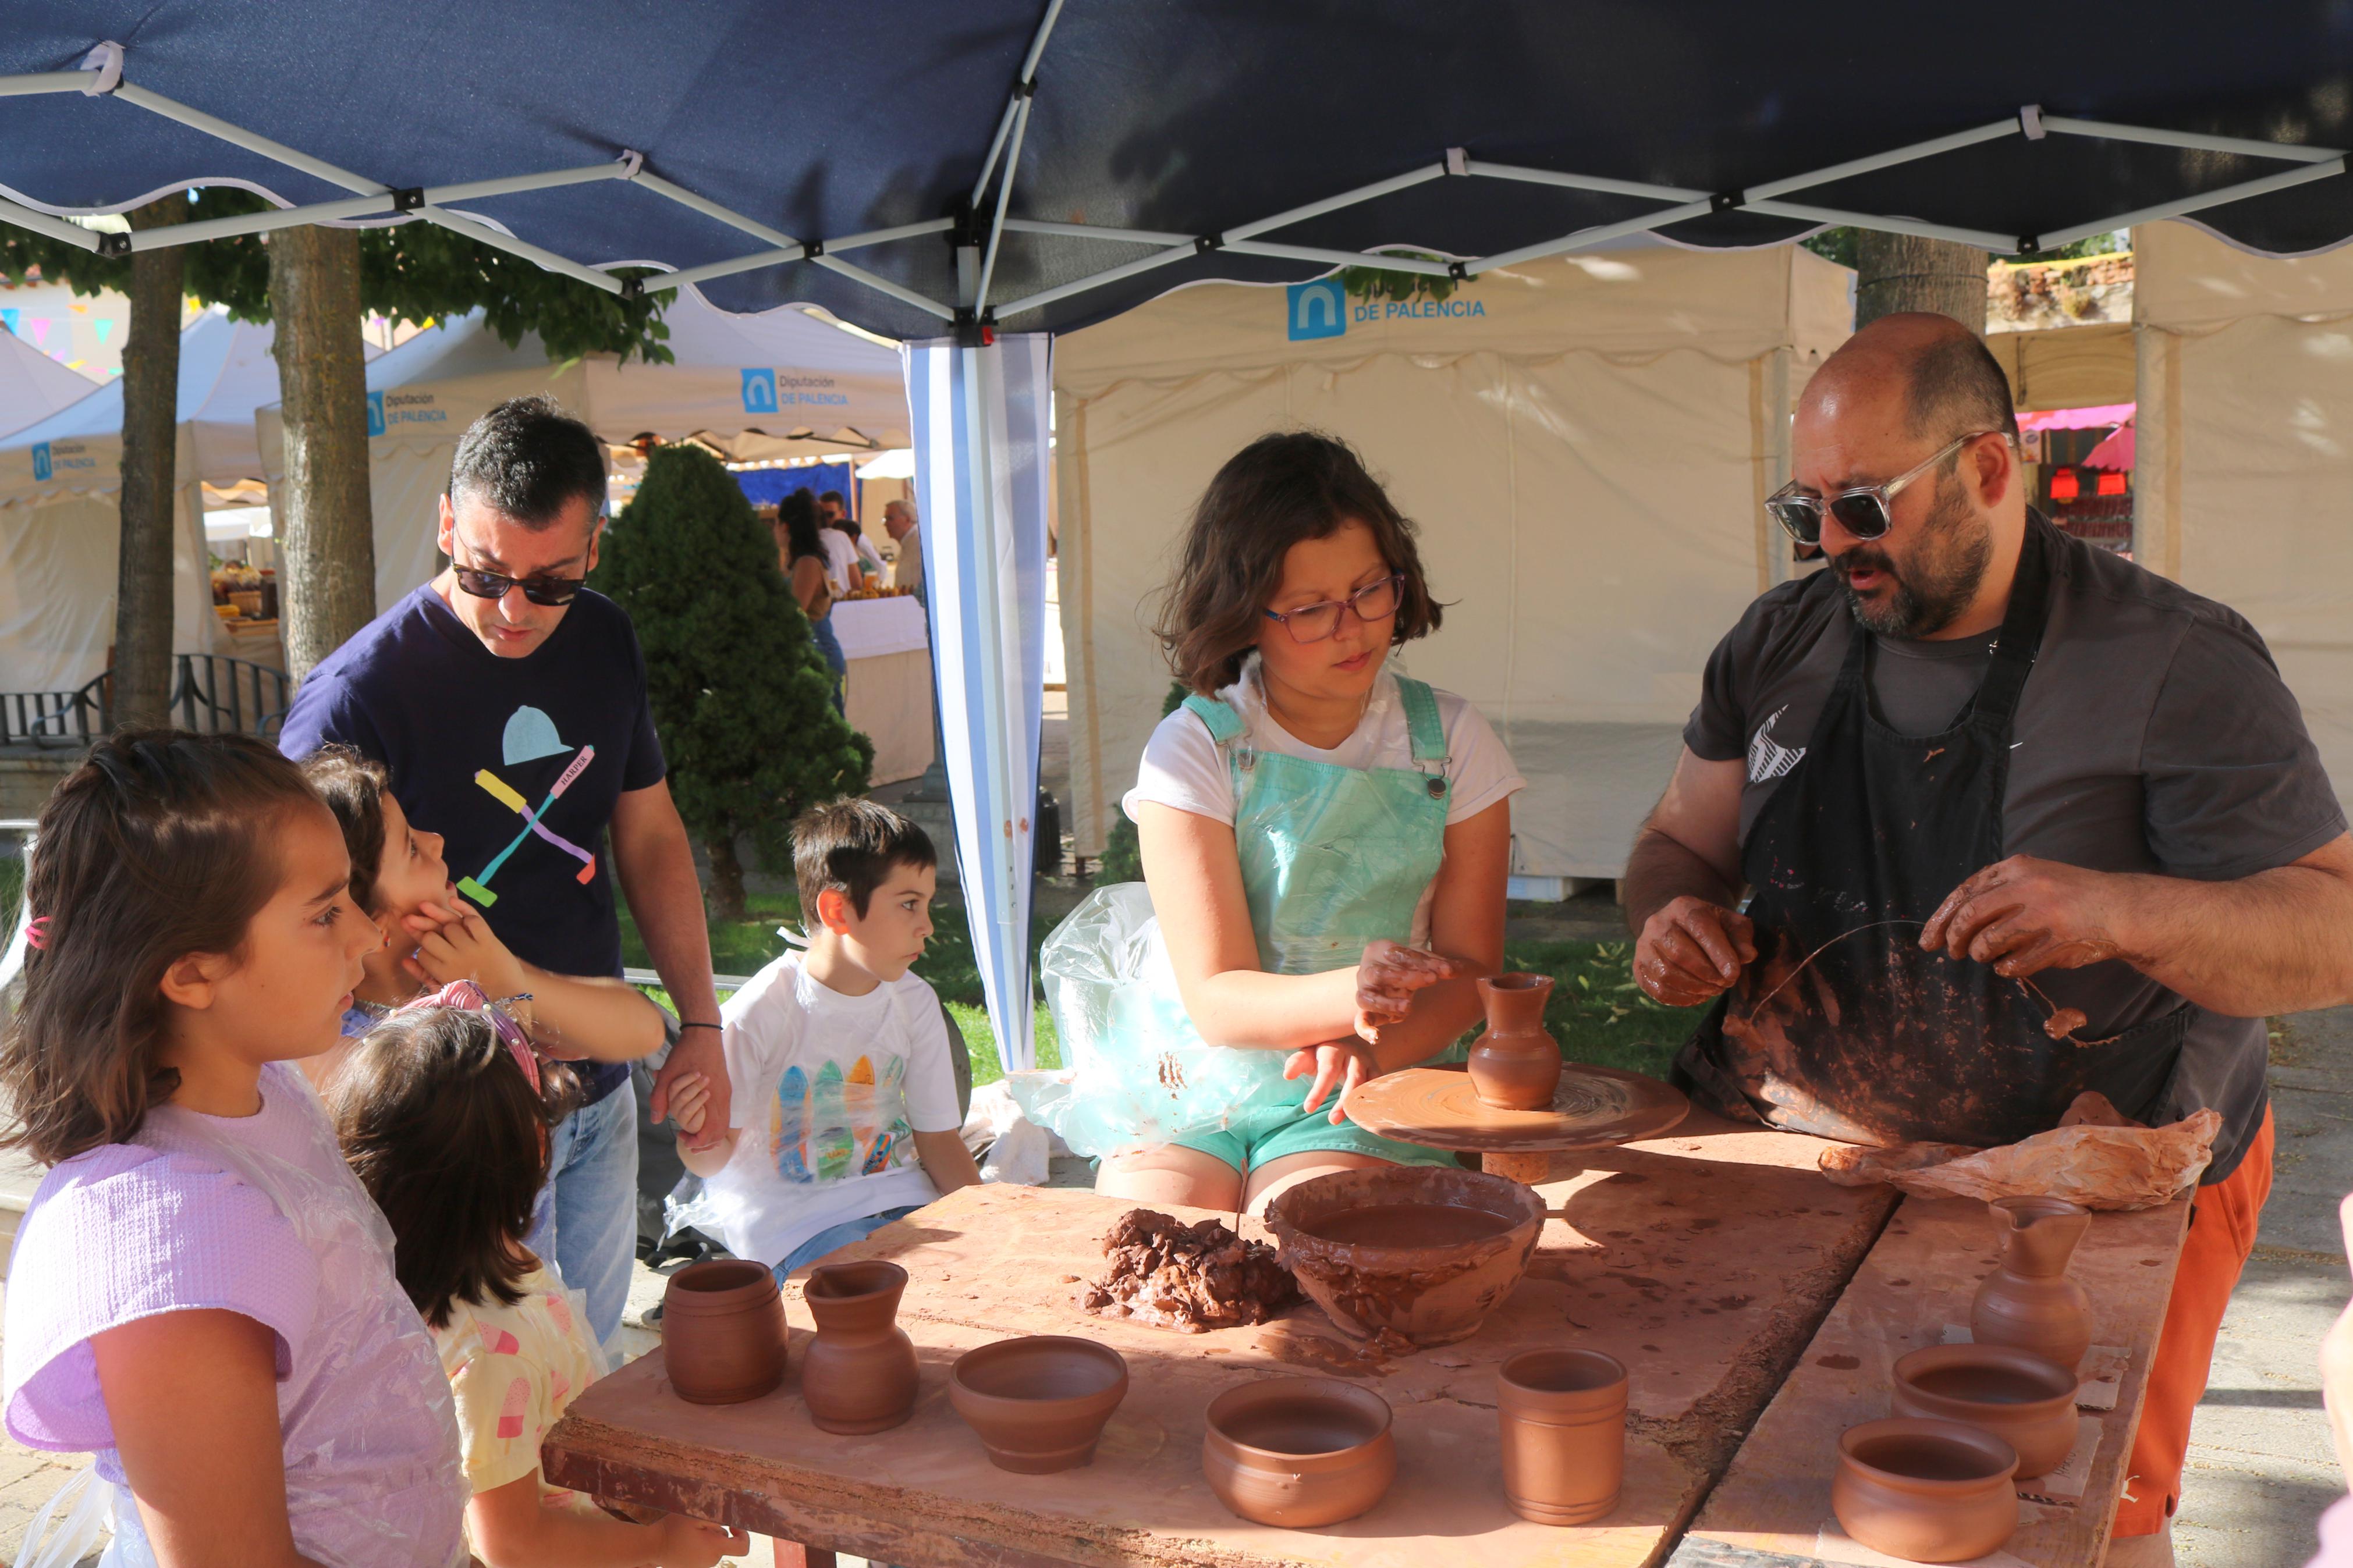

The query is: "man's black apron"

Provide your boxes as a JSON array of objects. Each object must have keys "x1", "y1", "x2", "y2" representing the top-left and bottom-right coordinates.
[{"x1": 1674, "y1": 515, "x2": 2190, "y2": 1148}]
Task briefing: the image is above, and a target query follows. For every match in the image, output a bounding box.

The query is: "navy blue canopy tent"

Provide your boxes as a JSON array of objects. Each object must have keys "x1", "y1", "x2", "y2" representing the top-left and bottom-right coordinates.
[{"x1": 2, "y1": 2, "x2": 2349, "y2": 1065}]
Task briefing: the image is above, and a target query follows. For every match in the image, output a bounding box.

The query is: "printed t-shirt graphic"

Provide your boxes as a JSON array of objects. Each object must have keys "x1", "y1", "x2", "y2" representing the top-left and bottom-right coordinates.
[
  {"x1": 771, "y1": 1055, "x2": 915, "y2": 1183},
  {"x1": 456, "y1": 706, "x2": 600, "y2": 907}
]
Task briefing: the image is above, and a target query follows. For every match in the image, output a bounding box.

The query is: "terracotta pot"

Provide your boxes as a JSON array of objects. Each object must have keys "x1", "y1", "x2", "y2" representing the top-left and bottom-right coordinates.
[
  {"x1": 800, "y1": 1260, "x2": 920, "y2": 1435},
  {"x1": 1267, "y1": 1165, "x2": 1543, "y2": 1347},
  {"x1": 1833, "y1": 1417, "x2": 2019, "y2": 1564},
  {"x1": 1892, "y1": 1343, "x2": 2080, "y2": 1478},
  {"x1": 662, "y1": 1258, "x2": 787, "y2": 1406},
  {"x1": 1497, "y1": 1349, "x2": 1627, "y2": 1525},
  {"x1": 1467, "y1": 973, "x2": 1563, "y2": 1110},
  {"x1": 1969, "y1": 1196, "x2": 2094, "y2": 1372},
  {"x1": 1202, "y1": 1377, "x2": 1395, "y2": 1528},
  {"x1": 949, "y1": 1336, "x2": 1128, "y2": 1473}
]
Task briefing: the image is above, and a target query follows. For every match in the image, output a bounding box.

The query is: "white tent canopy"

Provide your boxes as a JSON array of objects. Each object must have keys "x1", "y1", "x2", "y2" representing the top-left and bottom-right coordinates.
[
  {"x1": 261, "y1": 288, "x2": 910, "y2": 613},
  {"x1": 0, "y1": 309, "x2": 292, "y2": 695},
  {"x1": 2135, "y1": 218, "x2": 2353, "y2": 819},
  {"x1": 0, "y1": 326, "x2": 97, "y2": 439},
  {"x1": 1054, "y1": 244, "x2": 1852, "y2": 880}
]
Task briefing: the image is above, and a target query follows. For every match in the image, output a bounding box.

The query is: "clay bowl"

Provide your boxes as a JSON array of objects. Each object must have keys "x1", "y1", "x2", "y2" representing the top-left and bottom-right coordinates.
[
  {"x1": 1833, "y1": 1417, "x2": 2020, "y2": 1564},
  {"x1": 1892, "y1": 1343, "x2": 2080, "y2": 1478},
  {"x1": 1266, "y1": 1165, "x2": 1544, "y2": 1347},
  {"x1": 661, "y1": 1258, "x2": 787, "y2": 1406},
  {"x1": 1202, "y1": 1376, "x2": 1396, "y2": 1528},
  {"x1": 949, "y1": 1336, "x2": 1129, "y2": 1473}
]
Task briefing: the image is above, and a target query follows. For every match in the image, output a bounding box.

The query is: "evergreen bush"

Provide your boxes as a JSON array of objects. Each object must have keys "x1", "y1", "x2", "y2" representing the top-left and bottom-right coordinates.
[{"x1": 592, "y1": 444, "x2": 871, "y2": 918}]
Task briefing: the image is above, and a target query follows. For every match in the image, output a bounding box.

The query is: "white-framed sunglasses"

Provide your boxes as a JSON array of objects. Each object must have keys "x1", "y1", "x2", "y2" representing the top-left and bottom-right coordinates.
[{"x1": 1766, "y1": 431, "x2": 2011, "y2": 546}]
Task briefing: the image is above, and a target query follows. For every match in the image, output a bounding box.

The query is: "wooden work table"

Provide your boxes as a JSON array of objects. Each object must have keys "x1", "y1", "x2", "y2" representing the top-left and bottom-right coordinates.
[
  {"x1": 544, "y1": 1112, "x2": 1902, "y2": 1568},
  {"x1": 1667, "y1": 1193, "x2": 2191, "y2": 1568}
]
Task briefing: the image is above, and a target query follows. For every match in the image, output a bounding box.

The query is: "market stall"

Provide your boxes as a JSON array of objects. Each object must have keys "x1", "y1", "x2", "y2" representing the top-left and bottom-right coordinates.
[{"x1": 0, "y1": 319, "x2": 95, "y2": 439}]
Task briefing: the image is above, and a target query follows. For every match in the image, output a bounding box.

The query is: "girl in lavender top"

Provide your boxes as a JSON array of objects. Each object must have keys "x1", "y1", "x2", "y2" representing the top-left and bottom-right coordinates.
[{"x1": 0, "y1": 731, "x2": 468, "y2": 1568}]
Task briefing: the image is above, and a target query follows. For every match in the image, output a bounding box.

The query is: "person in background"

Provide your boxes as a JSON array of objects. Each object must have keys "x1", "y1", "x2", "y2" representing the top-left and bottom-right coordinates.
[
  {"x1": 884, "y1": 497, "x2": 923, "y2": 603},
  {"x1": 1, "y1": 731, "x2": 467, "y2": 1567},
  {"x1": 279, "y1": 395, "x2": 730, "y2": 1357},
  {"x1": 778, "y1": 490, "x2": 846, "y2": 713},
  {"x1": 2313, "y1": 1193, "x2": 2353, "y2": 1566},
  {"x1": 821, "y1": 489, "x2": 884, "y2": 586}
]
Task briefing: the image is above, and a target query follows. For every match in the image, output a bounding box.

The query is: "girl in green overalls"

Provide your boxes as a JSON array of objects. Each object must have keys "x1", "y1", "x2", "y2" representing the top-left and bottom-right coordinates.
[{"x1": 1102, "y1": 432, "x2": 1524, "y2": 1216}]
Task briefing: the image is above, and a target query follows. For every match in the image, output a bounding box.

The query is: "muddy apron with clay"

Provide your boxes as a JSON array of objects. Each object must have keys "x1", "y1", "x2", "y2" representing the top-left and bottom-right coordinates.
[
  {"x1": 1184, "y1": 673, "x2": 1461, "y2": 1119},
  {"x1": 1674, "y1": 516, "x2": 2191, "y2": 1149}
]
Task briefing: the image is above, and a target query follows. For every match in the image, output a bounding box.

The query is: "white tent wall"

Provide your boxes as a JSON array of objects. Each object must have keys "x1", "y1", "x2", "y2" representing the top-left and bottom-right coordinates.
[
  {"x1": 0, "y1": 326, "x2": 101, "y2": 438},
  {"x1": 2135, "y1": 219, "x2": 2353, "y2": 819},
  {"x1": 1054, "y1": 247, "x2": 1851, "y2": 877}
]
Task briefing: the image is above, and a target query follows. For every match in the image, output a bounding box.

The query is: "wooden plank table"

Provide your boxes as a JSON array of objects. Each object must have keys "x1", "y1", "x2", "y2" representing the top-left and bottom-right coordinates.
[
  {"x1": 1666, "y1": 1193, "x2": 2190, "y2": 1568},
  {"x1": 545, "y1": 1112, "x2": 1900, "y2": 1568}
]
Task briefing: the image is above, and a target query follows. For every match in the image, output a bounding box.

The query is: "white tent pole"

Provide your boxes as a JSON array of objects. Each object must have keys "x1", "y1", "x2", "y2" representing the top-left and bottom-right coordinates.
[
  {"x1": 1742, "y1": 117, "x2": 2024, "y2": 202},
  {"x1": 2041, "y1": 117, "x2": 2344, "y2": 164},
  {"x1": 1462, "y1": 161, "x2": 1708, "y2": 202},
  {"x1": 1225, "y1": 163, "x2": 1448, "y2": 242},
  {"x1": 974, "y1": 93, "x2": 1034, "y2": 310},
  {"x1": 830, "y1": 217, "x2": 958, "y2": 252},
  {"x1": 111, "y1": 81, "x2": 385, "y2": 195},
  {"x1": 0, "y1": 70, "x2": 102, "y2": 97},
  {"x1": 1742, "y1": 200, "x2": 2018, "y2": 253},
  {"x1": 1223, "y1": 240, "x2": 1454, "y2": 275},
  {"x1": 810, "y1": 254, "x2": 958, "y2": 319},
  {"x1": 1467, "y1": 197, "x2": 1717, "y2": 274},
  {"x1": 993, "y1": 241, "x2": 1197, "y2": 319},
  {"x1": 418, "y1": 208, "x2": 625, "y2": 294},
  {"x1": 655, "y1": 247, "x2": 809, "y2": 291},
  {"x1": 968, "y1": 0, "x2": 1066, "y2": 207},
  {"x1": 123, "y1": 160, "x2": 639, "y2": 251},
  {"x1": 2036, "y1": 157, "x2": 2348, "y2": 250},
  {"x1": 630, "y1": 170, "x2": 801, "y2": 249},
  {"x1": 999, "y1": 219, "x2": 1194, "y2": 245},
  {"x1": 0, "y1": 195, "x2": 104, "y2": 251}
]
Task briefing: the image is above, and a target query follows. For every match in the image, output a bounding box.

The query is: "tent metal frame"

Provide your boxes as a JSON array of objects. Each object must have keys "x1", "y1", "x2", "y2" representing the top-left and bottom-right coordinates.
[{"x1": 0, "y1": 42, "x2": 2343, "y2": 330}]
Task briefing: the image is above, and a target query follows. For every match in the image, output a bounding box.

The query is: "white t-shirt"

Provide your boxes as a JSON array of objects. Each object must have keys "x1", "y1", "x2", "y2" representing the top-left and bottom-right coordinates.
[
  {"x1": 818, "y1": 531, "x2": 862, "y2": 596},
  {"x1": 1122, "y1": 660, "x2": 1524, "y2": 944},
  {"x1": 700, "y1": 951, "x2": 963, "y2": 1270}
]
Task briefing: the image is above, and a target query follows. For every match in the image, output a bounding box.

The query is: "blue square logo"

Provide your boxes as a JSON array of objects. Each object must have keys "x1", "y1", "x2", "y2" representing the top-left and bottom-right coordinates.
[
  {"x1": 30, "y1": 443, "x2": 50, "y2": 482},
  {"x1": 365, "y1": 390, "x2": 385, "y2": 438},
  {"x1": 1286, "y1": 279, "x2": 1347, "y2": 342},
  {"x1": 741, "y1": 367, "x2": 779, "y2": 414}
]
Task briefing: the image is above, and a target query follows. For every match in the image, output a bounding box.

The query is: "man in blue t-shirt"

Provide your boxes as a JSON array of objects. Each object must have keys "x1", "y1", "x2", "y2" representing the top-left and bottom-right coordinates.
[{"x1": 281, "y1": 396, "x2": 730, "y2": 1350}]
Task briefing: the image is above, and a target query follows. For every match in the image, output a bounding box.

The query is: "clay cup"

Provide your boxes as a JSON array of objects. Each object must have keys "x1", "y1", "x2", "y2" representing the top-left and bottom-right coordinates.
[
  {"x1": 1833, "y1": 1417, "x2": 2020, "y2": 1564},
  {"x1": 1468, "y1": 972, "x2": 1563, "y2": 1110},
  {"x1": 1969, "y1": 1195, "x2": 2095, "y2": 1372},
  {"x1": 949, "y1": 1336, "x2": 1128, "y2": 1473},
  {"x1": 1268, "y1": 1164, "x2": 1544, "y2": 1347},
  {"x1": 661, "y1": 1258, "x2": 787, "y2": 1406},
  {"x1": 1497, "y1": 1348, "x2": 1627, "y2": 1525},
  {"x1": 800, "y1": 1260, "x2": 921, "y2": 1435},
  {"x1": 1892, "y1": 1343, "x2": 2079, "y2": 1478},
  {"x1": 1202, "y1": 1376, "x2": 1396, "y2": 1528}
]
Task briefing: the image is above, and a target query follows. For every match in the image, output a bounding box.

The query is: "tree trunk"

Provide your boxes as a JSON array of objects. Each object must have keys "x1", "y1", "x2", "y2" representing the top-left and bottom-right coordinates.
[
  {"x1": 267, "y1": 224, "x2": 375, "y2": 685},
  {"x1": 1852, "y1": 232, "x2": 1989, "y2": 334},
  {"x1": 112, "y1": 194, "x2": 189, "y2": 730},
  {"x1": 705, "y1": 833, "x2": 747, "y2": 922}
]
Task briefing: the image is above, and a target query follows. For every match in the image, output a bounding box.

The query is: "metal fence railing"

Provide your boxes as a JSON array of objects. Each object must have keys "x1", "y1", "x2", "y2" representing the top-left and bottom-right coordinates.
[{"x1": 0, "y1": 655, "x2": 292, "y2": 748}]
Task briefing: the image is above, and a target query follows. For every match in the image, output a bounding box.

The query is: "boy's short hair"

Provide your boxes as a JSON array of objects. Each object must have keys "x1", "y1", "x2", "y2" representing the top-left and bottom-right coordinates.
[{"x1": 793, "y1": 799, "x2": 936, "y2": 920}]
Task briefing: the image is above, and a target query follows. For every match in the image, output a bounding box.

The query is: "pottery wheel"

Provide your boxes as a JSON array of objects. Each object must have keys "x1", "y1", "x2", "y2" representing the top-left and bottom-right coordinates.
[{"x1": 1343, "y1": 1065, "x2": 1690, "y2": 1155}]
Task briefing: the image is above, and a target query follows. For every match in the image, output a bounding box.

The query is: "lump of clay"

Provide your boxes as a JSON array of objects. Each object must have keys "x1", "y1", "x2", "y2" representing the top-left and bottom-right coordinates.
[{"x1": 1080, "y1": 1208, "x2": 1301, "y2": 1333}]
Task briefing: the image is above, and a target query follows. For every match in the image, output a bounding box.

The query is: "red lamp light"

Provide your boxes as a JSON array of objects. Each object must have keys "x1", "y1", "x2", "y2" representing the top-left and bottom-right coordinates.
[
  {"x1": 2049, "y1": 467, "x2": 2080, "y2": 502},
  {"x1": 2096, "y1": 471, "x2": 2127, "y2": 497}
]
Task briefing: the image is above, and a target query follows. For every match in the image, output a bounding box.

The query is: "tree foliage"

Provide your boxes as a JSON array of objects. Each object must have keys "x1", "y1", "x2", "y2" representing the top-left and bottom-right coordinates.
[
  {"x1": 591, "y1": 443, "x2": 871, "y2": 918},
  {"x1": 0, "y1": 187, "x2": 670, "y2": 362}
]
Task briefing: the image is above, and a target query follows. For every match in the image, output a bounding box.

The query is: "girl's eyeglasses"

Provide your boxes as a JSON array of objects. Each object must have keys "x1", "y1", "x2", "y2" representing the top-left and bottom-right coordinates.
[
  {"x1": 1262, "y1": 574, "x2": 1404, "y2": 645},
  {"x1": 1765, "y1": 431, "x2": 2010, "y2": 546}
]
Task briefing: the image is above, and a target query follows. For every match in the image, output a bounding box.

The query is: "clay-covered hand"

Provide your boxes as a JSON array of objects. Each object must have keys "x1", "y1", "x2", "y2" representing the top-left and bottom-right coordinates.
[
  {"x1": 1284, "y1": 1037, "x2": 1378, "y2": 1126},
  {"x1": 1353, "y1": 938, "x2": 1465, "y2": 1039},
  {"x1": 1634, "y1": 895, "x2": 1756, "y2": 1006},
  {"x1": 1920, "y1": 855, "x2": 2130, "y2": 978},
  {"x1": 666, "y1": 1072, "x2": 712, "y2": 1140},
  {"x1": 654, "y1": 1511, "x2": 748, "y2": 1568},
  {"x1": 401, "y1": 900, "x2": 530, "y2": 1000},
  {"x1": 2324, "y1": 1193, "x2": 2353, "y2": 1494}
]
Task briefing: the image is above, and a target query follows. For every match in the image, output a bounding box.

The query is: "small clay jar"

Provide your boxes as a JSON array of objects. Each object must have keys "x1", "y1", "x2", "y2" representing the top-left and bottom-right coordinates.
[
  {"x1": 800, "y1": 1260, "x2": 920, "y2": 1435},
  {"x1": 1497, "y1": 1348, "x2": 1627, "y2": 1525},
  {"x1": 1833, "y1": 1418, "x2": 2019, "y2": 1563},
  {"x1": 1892, "y1": 1343, "x2": 2080, "y2": 1478},
  {"x1": 662, "y1": 1258, "x2": 787, "y2": 1406},
  {"x1": 949, "y1": 1336, "x2": 1128, "y2": 1473},
  {"x1": 1202, "y1": 1377, "x2": 1395, "y2": 1529},
  {"x1": 1467, "y1": 973, "x2": 1562, "y2": 1111},
  {"x1": 1969, "y1": 1196, "x2": 2094, "y2": 1372}
]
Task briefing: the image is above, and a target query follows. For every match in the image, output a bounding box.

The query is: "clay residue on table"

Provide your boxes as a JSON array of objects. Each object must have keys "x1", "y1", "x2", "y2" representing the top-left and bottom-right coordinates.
[{"x1": 1079, "y1": 1208, "x2": 1301, "y2": 1334}]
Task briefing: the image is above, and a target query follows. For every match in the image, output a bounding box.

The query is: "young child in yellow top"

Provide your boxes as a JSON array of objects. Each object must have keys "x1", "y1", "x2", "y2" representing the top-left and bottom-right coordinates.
[
  {"x1": 335, "y1": 1001, "x2": 744, "y2": 1568},
  {"x1": 669, "y1": 800, "x2": 980, "y2": 1279}
]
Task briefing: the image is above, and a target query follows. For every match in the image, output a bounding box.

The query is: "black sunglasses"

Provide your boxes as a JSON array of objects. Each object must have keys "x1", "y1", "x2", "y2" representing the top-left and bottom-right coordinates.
[
  {"x1": 1765, "y1": 431, "x2": 2010, "y2": 547},
  {"x1": 452, "y1": 564, "x2": 587, "y2": 606}
]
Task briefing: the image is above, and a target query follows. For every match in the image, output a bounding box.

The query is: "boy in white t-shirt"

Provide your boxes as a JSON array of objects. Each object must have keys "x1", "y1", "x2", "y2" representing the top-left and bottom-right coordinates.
[{"x1": 669, "y1": 801, "x2": 979, "y2": 1279}]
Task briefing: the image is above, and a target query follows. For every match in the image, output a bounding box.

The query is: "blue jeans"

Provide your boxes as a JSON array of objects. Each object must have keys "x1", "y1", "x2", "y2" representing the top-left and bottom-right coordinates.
[
  {"x1": 810, "y1": 614, "x2": 847, "y2": 714},
  {"x1": 771, "y1": 1204, "x2": 921, "y2": 1282},
  {"x1": 527, "y1": 1084, "x2": 640, "y2": 1356}
]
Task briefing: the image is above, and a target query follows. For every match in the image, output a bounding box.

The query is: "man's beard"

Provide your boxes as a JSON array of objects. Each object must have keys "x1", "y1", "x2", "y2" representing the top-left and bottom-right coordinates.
[{"x1": 1833, "y1": 473, "x2": 1992, "y2": 638}]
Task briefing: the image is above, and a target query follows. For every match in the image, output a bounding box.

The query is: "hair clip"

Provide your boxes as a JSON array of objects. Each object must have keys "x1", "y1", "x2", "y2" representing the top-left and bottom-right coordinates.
[{"x1": 23, "y1": 917, "x2": 49, "y2": 951}]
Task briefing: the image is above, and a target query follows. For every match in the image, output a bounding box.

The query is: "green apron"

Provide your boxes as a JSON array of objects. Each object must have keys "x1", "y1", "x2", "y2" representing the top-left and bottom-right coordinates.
[{"x1": 1170, "y1": 674, "x2": 1467, "y2": 1174}]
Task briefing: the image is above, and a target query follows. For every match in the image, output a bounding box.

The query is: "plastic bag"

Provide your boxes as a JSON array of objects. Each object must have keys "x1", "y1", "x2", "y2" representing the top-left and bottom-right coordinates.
[
  {"x1": 960, "y1": 1079, "x2": 1056, "y2": 1186},
  {"x1": 1818, "y1": 1100, "x2": 2221, "y2": 1211},
  {"x1": 1008, "y1": 884, "x2": 1293, "y2": 1158},
  {"x1": 11, "y1": 1460, "x2": 111, "y2": 1568}
]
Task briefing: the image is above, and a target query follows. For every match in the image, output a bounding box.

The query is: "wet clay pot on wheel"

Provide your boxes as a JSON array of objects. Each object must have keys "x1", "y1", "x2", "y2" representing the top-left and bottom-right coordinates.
[
  {"x1": 662, "y1": 1259, "x2": 787, "y2": 1405},
  {"x1": 1833, "y1": 1417, "x2": 2020, "y2": 1564},
  {"x1": 1892, "y1": 1343, "x2": 2080, "y2": 1478},
  {"x1": 1467, "y1": 973, "x2": 1562, "y2": 1111},
  {"x1": 800, "y1": 1260, "x2": 920, "y2": 1435},
  {"x1": 1969, "y1": 1196, "x2": 2094, "y2": 1372},
  {"x1": 1497, "y1": 1349, "x2": 1627, "y2": 1525},
  {"x1": 1267, "y1": 1165, "x2": 1544, "y2": 1348},
  {"x1": 949, "y1": 1336, "x2": 1128, "y2": 1473},
  {"x1": 1203, "y1": 1377, "x2": 1396, "y2": 1528}
]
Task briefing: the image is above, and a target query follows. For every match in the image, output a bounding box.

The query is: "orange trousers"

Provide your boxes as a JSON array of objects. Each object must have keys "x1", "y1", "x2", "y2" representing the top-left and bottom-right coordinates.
[{"x1": 2113, "y1": 1105, "x2": 2274, "y2": 1537}]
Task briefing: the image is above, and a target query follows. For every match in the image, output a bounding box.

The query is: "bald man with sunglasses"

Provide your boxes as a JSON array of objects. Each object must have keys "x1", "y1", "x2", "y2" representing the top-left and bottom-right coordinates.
[{"x1": 1626, "y1": 312, "x2": 2353, "y2": 1563}]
